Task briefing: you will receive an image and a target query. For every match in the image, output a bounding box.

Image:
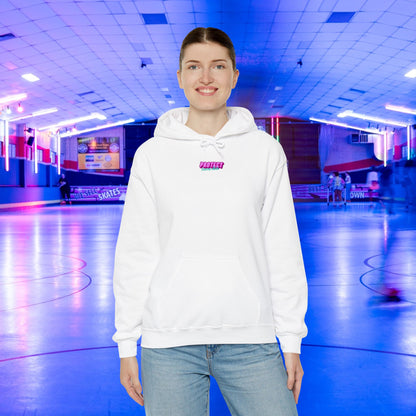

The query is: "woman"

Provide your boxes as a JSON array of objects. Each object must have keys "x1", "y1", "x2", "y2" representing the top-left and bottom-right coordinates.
[
  {"x1": 332, "y1": 172, "x2": 345, "y2": 207},
  {"x1": 113, "y1": 27, "x2": 308, "y2": 415}
]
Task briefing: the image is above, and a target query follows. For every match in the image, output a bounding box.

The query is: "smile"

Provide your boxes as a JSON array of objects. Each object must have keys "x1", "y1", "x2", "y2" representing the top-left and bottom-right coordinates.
[{"x1": 196, "y1": 87, "x2": 217, "y2": 95}]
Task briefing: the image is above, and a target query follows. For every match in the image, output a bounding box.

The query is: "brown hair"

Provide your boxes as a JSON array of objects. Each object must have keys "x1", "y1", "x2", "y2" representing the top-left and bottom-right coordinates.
[{"x1": 179, "y1": 27, "x2": 236, "y2": 71}]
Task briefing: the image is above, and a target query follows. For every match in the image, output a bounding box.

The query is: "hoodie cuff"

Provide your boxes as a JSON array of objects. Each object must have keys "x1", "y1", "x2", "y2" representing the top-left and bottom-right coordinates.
[
  {"x1": 278, "y1": 335, "x2": 302, "y2": 354},
  {"x1": 117, "y1": 340, "x2": 138, "y2": 358}
]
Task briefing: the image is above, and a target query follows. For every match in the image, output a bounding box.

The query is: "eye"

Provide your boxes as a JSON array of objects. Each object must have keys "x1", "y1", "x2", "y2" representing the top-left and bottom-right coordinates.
[
  {"x1": 188, "y1": 64, "x2": 198, "y2": 70},
  {"x1": 214, "y1": 64, "x2": 225, "y2": 69}
]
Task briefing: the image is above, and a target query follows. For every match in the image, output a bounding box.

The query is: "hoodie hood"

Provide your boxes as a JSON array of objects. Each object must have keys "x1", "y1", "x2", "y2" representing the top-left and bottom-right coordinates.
[{"x1": 154, "y1": 107, "x2": 259, "y2": 141}]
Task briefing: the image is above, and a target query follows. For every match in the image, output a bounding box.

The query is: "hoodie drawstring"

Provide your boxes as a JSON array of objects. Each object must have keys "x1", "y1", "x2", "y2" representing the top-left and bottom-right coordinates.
[{"x1": 200, "y1": 136, "x2": 225, "y2": 158}]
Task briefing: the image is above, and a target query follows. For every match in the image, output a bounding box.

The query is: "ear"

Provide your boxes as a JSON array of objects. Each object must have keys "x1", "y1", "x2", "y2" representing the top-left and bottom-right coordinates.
[
  {"x1": 232, "y1": 69, "x2": 239, "y2": 89},
  {"x1": 177, "y1": 69, "x2": 184, "y2": 89}
]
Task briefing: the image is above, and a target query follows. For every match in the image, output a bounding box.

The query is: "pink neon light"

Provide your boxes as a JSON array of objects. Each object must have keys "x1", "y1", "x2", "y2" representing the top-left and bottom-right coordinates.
[
  {"x1": 276, "y1": 117, "x2": 279, "y2": 141},
  {"x1": 5, "y1": 120, "x2": 10, "y2": 171}
]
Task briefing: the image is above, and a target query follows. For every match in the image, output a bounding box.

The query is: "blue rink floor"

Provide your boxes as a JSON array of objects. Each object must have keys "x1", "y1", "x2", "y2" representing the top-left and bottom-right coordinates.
[{"x1": 0, "y1": 202, "x2": 415, "y2": 415}]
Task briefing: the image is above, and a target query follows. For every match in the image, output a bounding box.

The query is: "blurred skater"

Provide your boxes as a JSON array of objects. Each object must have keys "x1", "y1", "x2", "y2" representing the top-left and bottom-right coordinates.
[
  {"x1": 402, "y1": 160, "x2": 415, "y2": 210},
  {"x1": 379, "y1": 163, "x2": 394, "y2": 214}
]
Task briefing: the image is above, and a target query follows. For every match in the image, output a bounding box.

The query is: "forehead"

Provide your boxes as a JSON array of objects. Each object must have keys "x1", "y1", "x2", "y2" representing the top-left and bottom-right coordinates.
[{"x1": 182, "y1": 42, "x2": 231, "y2": 62}]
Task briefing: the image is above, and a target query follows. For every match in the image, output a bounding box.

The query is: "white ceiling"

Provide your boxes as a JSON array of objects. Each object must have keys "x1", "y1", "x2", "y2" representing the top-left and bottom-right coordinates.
[{"x1": 1, "y1": 0, "x2": 416, "y2": 132}]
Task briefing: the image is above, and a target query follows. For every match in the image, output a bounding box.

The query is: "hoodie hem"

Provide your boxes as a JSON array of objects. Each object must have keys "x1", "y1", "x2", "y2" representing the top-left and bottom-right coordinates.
[{"x1": 141, "y1": 325, "x2": 277, "y2": 348}]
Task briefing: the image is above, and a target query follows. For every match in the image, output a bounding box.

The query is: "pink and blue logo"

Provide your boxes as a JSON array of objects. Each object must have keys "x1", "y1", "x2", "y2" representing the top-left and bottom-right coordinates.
[{"x1": 199, "y1": 161, "x2": 224, "y2": 170}]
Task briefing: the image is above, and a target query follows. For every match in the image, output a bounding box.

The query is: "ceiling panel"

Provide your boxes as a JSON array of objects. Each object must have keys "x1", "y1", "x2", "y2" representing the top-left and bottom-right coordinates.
[{"x1": 0, "y1": 0, "x2": 415, "y2": 132}]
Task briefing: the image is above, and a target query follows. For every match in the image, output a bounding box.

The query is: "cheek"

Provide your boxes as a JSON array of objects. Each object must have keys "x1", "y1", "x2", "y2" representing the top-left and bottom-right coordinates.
[
  {"x1": 178, "y1": 71, "x2": 196, "y2": 89},
  {"x1": 181, "y1": 74, "x2": 198, "y2": 90}
]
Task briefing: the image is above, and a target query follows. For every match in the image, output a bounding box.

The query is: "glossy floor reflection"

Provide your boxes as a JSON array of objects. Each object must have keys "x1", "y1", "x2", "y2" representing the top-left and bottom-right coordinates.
[{"x1": 0, "y1": 203, "x2": 415, "y2": 415}]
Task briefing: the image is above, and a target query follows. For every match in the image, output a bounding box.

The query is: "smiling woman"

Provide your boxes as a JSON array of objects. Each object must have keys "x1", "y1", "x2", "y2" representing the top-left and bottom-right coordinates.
[
  {"x1": 175, "y1": 27, "x2": 239, "y2": 137},
  {"x1": 177, "y1": 41, "x2": 239, "y2": 134},
  {"x1": 112, "y1": 27, "x2": 308, "y2": 416}
]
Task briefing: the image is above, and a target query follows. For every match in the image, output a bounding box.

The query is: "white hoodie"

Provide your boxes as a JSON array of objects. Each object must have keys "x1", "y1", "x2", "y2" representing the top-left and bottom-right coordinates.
[{"x1": 113, "y1": 107, "x2": 308, "y2": 358}]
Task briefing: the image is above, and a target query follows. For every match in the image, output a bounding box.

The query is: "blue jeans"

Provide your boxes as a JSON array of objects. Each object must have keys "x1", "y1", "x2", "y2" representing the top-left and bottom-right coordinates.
[{"x1": 141, "y1": 343, "x2": 298, "y2": 416}]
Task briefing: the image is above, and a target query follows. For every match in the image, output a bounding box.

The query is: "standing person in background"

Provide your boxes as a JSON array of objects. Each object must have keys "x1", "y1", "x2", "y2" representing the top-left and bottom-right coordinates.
[
  {"x1": 57, "y1": 173, "x2": 71, "y2": 205},
  {"x1": 112, "y1": 27, "x2": 308, "y2": 416},
  {"x1": 402, "y1": 160, "x2": 415, "y2": 210},
  {"x1": 344, "y1": 172, "x2": 352, "y2": 203},
  {"x1": 379, "y1": 162, "x2": 395, "y2": 214},
  {"x1": 332, "y1": 172, "x2": 345, "y2": 207},
  {"x1": 366, "y1": 166, "x2": 379, "y2": 205},
  {"x1": 327, "y1": 172, "x2": 334, "y2": 204}
]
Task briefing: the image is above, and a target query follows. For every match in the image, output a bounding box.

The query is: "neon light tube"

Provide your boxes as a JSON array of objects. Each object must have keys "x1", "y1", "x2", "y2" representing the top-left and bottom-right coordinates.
[
  {"x1": 38, "y1": 113, "x2": 107, "y2": 131},
  {"x1": 10, "y1": 107, "x2": 58, "y2": 122},
  {"x1": 34, "y1": 130, "x2": 38, "y2": 174},
  {"x1": 337, "y1": 110, "x2": 407, "y2": 127},
  {"x1": 385, "y1": 104, "x2": 416, "y2": 115},
  {"x1": 407, "y1": 125, "x2": 411, "y2": 160},
  {"x1": 309, "y1": 117, "x2": 382, "y2": 134},
  {"x1": 0, "y1": 93, "x2": 27, "y2": 105},
  {"x1": 57, "y1": 132, "x2": 61, "y2": 175},
  {"x1": 276, "y1": 117, "x2": 280, "y2": 142},
  {"x1": 4, "y1": 120, "x2": 9, "y2": 171},
  {"x1": 59, "y1": 118, "x2": 135, "y2": 137}
]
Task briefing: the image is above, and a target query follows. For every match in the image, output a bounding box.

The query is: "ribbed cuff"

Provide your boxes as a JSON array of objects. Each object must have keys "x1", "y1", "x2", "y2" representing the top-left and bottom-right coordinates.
[
  {"x1": 278, "y1": 335, "x2": 302, "y2": 354},
  {"x1": 117, "y1": 340, "x2": 138, "y2": 358}
]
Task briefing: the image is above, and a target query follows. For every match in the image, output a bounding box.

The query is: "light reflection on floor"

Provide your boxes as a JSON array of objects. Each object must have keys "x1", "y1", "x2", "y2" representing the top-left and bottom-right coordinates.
[{"x1": 0, "y1": 203, "x2": 415, "y2": 415}]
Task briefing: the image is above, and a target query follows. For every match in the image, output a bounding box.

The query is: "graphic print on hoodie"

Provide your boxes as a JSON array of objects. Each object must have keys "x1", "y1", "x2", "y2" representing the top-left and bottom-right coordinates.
[{"x1": 113, "y1": 107, "x2": 308, "y2": 357}]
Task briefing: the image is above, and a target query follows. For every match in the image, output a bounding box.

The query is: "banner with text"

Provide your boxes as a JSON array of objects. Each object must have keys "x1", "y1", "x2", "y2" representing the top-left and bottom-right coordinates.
[
  {"x1": 70, "y1": 186, "x2": 127, "y2": 202},
  {"x1": 291, "y1": 184, "x2": 377, "y2": 201}
]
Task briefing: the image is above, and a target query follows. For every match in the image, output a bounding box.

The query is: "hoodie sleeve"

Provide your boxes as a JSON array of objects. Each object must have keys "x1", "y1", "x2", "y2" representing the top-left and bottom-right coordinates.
[
  {"x1": 112, "y1": 147, "x2": 160, "y2": 358},
  {"x1": 261, "y1": 143, "x2": 308, "y2": 354}
]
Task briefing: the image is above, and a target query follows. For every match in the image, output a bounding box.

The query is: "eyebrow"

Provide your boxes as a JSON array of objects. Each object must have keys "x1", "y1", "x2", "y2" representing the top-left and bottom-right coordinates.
[{"x1": 184, "y1": 59, "x2": 228, "y2": 64}]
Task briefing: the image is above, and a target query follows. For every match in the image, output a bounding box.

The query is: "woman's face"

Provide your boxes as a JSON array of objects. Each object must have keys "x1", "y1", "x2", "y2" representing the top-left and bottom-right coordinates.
[{"x1": 177, "y1": 41, "x2": 239, "y2": 114}]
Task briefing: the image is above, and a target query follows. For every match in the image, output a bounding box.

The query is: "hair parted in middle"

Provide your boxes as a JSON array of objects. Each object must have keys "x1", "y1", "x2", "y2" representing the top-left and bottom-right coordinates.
[{"x1": 179, "y1": 27, "x2": 236, "y2": 71}]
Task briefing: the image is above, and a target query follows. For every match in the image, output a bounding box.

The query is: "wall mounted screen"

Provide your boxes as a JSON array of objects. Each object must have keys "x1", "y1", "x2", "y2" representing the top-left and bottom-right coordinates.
[{"x1": 77, "y1": 136, "x2": 120, "y2": 172}]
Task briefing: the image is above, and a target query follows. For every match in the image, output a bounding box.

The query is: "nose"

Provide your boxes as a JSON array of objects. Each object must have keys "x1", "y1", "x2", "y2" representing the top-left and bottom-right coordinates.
[{"x1": 199, "y1": 67, "x2": 213, "y2": 84}]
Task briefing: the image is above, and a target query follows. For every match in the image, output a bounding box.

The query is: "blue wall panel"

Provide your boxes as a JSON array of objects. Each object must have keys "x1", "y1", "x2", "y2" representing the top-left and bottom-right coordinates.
[{"x1": 0, "y1": 158, "x2": 61, "y2": 207}]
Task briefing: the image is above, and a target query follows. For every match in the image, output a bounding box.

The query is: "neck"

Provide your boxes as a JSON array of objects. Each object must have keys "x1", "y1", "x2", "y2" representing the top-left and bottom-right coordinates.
[{"x1": 185, "y1": 107, "x2": 229, "y2": 136}]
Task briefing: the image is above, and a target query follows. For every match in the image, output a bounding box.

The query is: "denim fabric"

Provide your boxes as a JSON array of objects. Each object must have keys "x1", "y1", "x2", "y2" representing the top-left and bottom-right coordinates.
[{"x1": 141, "y1": 343, "x2": 298, "y2": 416}]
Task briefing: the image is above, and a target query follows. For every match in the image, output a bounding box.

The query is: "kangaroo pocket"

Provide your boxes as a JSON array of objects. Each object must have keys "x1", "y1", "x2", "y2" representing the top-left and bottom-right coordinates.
[{"x1": 146, "y1": 255, "x2": 262, "y2": 330}]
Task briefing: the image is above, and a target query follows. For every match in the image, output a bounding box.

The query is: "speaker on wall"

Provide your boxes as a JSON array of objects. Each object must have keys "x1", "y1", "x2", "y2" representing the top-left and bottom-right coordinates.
[{"x1": 27, "y1": 136, "x2": 35, "y2": 146}]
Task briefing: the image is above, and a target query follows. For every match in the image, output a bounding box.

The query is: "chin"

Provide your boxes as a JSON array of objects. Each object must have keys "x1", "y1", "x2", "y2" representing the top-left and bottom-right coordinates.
[{"x1": 190, "y1": 100, "x2": 228, "y2": 112}]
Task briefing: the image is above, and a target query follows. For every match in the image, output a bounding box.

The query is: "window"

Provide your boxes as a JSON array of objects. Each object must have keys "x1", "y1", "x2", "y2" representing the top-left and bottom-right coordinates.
[
  {"x1": 9, "y1": 143, "x2": 16, "y2": 158},
  {"x1": 50, "y1": 150, "x2": 56, "y2": 165},
  {"x1": 37, "y1": 148, "x2": 43, "y2": 163}
]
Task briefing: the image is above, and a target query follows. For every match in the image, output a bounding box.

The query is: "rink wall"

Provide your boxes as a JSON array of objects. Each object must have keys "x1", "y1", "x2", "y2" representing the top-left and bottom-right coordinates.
[{"x1": 1, "y1": 119, "x2": 414, "y2": 210}]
